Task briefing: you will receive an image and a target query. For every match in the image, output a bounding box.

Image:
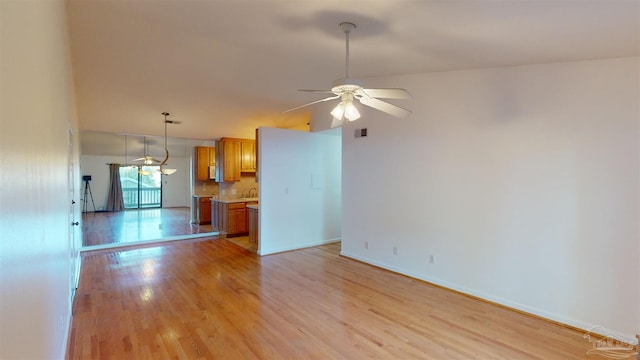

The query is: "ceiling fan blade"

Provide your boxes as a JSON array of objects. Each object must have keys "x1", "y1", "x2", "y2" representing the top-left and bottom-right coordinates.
[
  {"x1": 133, "y1": 156, "x2": 161, "y2": 163},
  {"x1": 358, "y1": 96, "x2": 412, "y2": 118},
  {"x1": 283, "y1": 94, "x2": 340, "y2": 113},
  {"x1": 360, "y1": 88, "x2": 411, "y2": 99}
]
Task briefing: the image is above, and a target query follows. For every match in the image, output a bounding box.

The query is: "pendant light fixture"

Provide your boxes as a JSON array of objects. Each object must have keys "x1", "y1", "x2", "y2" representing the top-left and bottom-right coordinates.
[{"x1": 159, "y1": 112, "x2": 177, "y2": 175}]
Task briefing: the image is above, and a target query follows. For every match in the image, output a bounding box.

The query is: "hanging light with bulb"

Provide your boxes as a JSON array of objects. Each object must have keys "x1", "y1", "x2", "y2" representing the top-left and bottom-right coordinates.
[{"x1": 159, "y1": 112, "x2": 177, "y2": 175}]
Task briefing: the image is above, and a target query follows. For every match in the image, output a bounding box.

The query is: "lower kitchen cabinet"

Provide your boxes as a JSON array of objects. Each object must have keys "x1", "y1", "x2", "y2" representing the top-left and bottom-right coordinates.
[
  {"x1": 194, "y1": 196, "x2": 212, "y2": 225},
  {"x1": 227, "y1": 203, "x2": 247, "y2": 234},
  {"x1": 200, "y1": 198, "x2": 212, "y2": 224},
  {"x1": 213, "y1": 200, "x2": 256, "y2": 238}
]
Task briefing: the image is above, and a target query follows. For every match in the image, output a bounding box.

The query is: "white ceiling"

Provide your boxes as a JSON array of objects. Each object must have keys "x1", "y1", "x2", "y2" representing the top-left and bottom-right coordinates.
[{"x1": 68, "y1": 0, "x2": 639, "y2": 144}]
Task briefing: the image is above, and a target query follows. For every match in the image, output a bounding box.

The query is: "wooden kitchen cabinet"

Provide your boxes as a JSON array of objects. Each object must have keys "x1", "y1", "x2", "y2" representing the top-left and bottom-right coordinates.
[
  {"x1": 208, "y1": 147, "x2": 216, "y2": 166},
  {"x1": 227, "y1": 202, "x2": 247, "y2": 234},
  {"x1": 215, "y1": 138, "x2": 256, "y2": 182},
  {"x1": 240, "y1": 140, "x2": 256, "y2": 172},
  {"x1": 197, "y1": 197, "x2": 212, "y2": 224},
  {"x1": 215, "y1": 138, "x2": 241, "y2": 182},
  {"x1": 214, "y1": 200, "x2": 256, "y2": 237},
  {"x1": 195, "y1": 146, "x2": 215, "y2": 181}
]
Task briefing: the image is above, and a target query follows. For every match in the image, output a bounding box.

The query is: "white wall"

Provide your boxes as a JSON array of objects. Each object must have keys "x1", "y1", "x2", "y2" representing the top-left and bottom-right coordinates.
[
  {"x1": 258, "y1": 127, "x2": 342, "y2": 255},
  {"x1": 80, "y1": 154, "x2": 191, "y2": 210},
  {"x1": 337, "y1": 57, "x2": 639, "y2": 340},
  {"x1": 0, "y1": 1, "x2": 81, "y2": 359}
]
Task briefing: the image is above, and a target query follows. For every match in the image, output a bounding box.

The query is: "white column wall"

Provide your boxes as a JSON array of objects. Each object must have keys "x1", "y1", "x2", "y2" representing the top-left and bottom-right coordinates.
[{"x1": 258, "y1": 127, "x2": 341, "y2": 255}]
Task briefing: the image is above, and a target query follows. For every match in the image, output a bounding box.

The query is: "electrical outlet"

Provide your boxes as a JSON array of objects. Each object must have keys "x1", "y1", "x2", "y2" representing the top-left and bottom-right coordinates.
[
  {"x1": 393, "y1": 246, "x2": 398, "y2": 255},
  {"x1": 429, "y1": 255, "x2": 434, "y2": 264},
  {"x1": 364, "y1": 241, "x2": 369, "y2": 250},
  {"x1": 158, "y1": 224, "x2": 163, "y2": 230}
]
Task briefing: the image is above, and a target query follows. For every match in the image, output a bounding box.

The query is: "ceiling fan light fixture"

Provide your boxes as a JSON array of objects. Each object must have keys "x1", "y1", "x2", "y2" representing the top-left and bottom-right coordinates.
[
  {"x1": 330, "y1": 102, "x2": 345, "y2": 119},
  {"x1": 344, "y1": 102, "x2": 360, "y2": 121}
]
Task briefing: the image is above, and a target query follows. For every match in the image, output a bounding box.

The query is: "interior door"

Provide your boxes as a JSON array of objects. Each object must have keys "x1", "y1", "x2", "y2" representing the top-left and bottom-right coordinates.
[{"x1": 68, "y1": 128, "x2": 80, "y2": 298}]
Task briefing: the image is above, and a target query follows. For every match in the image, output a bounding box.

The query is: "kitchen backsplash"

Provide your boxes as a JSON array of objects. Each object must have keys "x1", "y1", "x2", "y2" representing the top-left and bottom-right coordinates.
[
  {"x1": 218, "y1": 174, "x2": 258, "y2": 199},
  {"x1": 193, "y1": 181, "x2": 219, "y2": 196}
]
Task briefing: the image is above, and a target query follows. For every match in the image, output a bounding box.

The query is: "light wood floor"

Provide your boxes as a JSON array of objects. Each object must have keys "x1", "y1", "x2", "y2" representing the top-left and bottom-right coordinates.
[
  {"x1": 67, "y1": 239, "x2": 599, "y2": 359},
  {"x1": 82, "y1": 207, "x2": 213, "y2": 247}
]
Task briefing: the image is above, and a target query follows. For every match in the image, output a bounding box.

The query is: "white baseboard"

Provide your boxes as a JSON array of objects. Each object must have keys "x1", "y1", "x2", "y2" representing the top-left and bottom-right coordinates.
[{"x1": 259, "y1": 238, "x2": 341, "y2": 256}]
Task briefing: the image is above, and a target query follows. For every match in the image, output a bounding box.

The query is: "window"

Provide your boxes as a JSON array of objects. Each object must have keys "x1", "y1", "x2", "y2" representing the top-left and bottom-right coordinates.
[{"x1": 119, "y1": 166, "x2": 162, "y2": 209}]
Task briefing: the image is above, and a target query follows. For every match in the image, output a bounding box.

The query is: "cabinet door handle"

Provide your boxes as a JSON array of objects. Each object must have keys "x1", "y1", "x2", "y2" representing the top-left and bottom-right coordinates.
[{"x1": 72, "y1": 222, "x2": 79, "y2": 226}]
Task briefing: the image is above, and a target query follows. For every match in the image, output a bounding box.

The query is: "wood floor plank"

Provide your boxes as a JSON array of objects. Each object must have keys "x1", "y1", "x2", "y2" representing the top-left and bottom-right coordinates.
[
  {"x1": 68, "y1": 239, "x2": 607, "y2": 359},
  {"x1": 82, "y1": 207, "x2": 213, "y2": 247}
]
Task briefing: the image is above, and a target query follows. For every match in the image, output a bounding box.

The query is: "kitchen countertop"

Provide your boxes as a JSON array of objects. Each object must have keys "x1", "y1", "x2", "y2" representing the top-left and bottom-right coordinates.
[
  {"x1": 192, "y1": 194, "x2": 216, "y2": 198},
  {"x1": 211, "y1": 197, "x2": 259, "y2": 204},
  {"x1": 246, "y1": 204, "x2": 259, "y2": 210}
]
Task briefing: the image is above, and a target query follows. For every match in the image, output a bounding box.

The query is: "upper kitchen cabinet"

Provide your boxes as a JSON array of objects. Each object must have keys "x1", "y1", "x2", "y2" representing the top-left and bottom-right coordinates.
[
  {"x1": 216, "y1": 138, "x2": 241, "y2": 182},
  {"x1": 195, "y1": 146, "x2": 216, "y2": 181},
  {"x1": 240, "y1": 139, "x2": 256, "y2": 173},
  {"x1": 216, "y1": 138, "x2": 256, "y2": 182}
]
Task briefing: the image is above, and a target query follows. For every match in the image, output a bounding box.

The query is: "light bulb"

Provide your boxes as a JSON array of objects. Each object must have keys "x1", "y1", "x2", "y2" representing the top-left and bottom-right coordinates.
[
  {"x1": 344, "y1": 102, "x2": 361, "y2": 121},
  {"x1": 330, "y1": 102, "x2": 345, "y2": 120}
]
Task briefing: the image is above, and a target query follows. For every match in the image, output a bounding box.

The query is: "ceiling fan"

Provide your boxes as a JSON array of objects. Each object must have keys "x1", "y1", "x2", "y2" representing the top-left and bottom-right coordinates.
[
  {"x1": 133, "y1": 136, "x2": 161, "y2": 166},
  {"x1": 285, "y1": 22, "x2": 411, "y2": 127}
]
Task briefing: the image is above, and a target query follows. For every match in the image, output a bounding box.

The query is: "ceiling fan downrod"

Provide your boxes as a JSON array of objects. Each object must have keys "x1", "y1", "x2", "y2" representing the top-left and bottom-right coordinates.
[{"x1": 340, "y1": 22, "x2": 356, "y2": 80}]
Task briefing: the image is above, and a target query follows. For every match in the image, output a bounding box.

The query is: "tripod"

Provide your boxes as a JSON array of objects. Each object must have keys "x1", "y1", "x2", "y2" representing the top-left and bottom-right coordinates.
[{"x1": 82, "y1": 179, "x2": 96, "y2": 213}]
